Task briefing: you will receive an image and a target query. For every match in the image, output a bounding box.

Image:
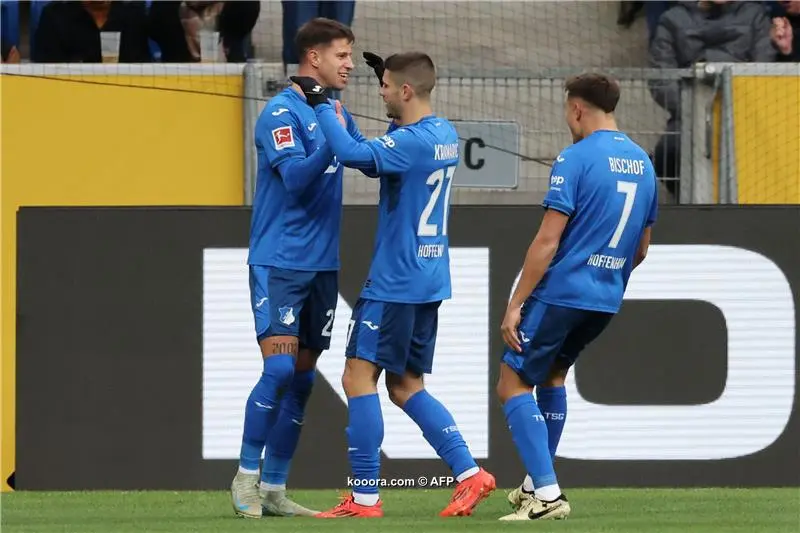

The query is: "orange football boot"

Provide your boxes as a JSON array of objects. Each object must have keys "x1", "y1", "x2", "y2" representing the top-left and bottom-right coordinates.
[
  {"x1": 316, "y1": 494, "x2": 384, "y2": 518},
  {"x1": 439, "y1": 468, "x2": 497, "y2": 517}
]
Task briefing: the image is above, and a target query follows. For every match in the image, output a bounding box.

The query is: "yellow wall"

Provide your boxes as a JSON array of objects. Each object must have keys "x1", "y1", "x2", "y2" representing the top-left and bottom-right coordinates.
[
  {"x1": 731, "y1": 76, "x2": 800, "y2": 203},
  {"x1": 1, "y1": 69, "x2": 245, "y2": 491}
]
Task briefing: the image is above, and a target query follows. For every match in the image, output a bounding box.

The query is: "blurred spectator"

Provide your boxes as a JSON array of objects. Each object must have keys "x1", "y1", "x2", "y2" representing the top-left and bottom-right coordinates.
[
  {"x1": 2, "y1": 40, "x2": 20, "y2": 63},
  {"x1": 33, "y1": 1, "x2": 152, "y2": 63},
  {"x1": 282, "y1": 1, "x2": 355, "y2": 69},
  {"x1": 644, "y1": 2, "x2": 676, "y2": 43},
  {"x1": 617, "y1": 1, "x2": 677, "y2": 44},
  {"x1": 147, "y1": 1, "x2": 260, "y2": 63},
  {"x1": 647, "y1": 0, "x2": 776, "y2": 201},
  {"x1": 770, "y1": 0, "x2": 800, "y2": 61}
]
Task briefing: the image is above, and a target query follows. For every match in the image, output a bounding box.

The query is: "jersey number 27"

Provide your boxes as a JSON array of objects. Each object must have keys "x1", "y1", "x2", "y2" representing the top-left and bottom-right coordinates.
[{"x1": 418, "y1": 166, "x2": 456, "y2": 237}]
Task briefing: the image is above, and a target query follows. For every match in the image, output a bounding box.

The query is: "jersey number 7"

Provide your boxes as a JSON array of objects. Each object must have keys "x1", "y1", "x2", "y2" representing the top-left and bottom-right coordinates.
[
  {"x1": 418, "y1": 166, "x2": 456, "y2": 237},
  {"x1": 609, "y1": 180, "x2": 638, "y2": 249}
]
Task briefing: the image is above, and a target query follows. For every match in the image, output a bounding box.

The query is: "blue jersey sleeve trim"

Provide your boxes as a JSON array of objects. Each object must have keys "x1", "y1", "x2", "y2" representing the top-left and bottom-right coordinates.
[
  {"x1": 542, "y1": 201, "x2": 573, "y2": 217},
  {"x1": 315, "y1": 105, "x2": 377, "y2": 169}
]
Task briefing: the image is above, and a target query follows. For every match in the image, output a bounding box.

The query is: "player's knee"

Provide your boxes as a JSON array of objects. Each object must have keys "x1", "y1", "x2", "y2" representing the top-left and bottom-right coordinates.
[
  {"x1": 495, "y1": 377, "x2": 511, "y2": 403},
  {"x1": 542, "y1": 363, "x2": 569, "y2": 387},
  {"x1": 385, "y1": 382, "x2": 413, "y2": 408},
  {"x1": 342, "y1": 358, "x2": 380, "y2": 397},
  {"x1": 385, "y1": 373, "x2": 423, "y2": 408},
  {"x1": 295, "y1": 348, "x2": 320, "y2": 372},
  {"x1": 341, "y1": 363, "x2": 366, "y2": 397},
  {"x1": 496, "y1": 363, "x2": 530, "y2": 403},
  {"x1": 261, "y1": 353, "x2": 296, "y2": 389},
  {"x1": 291, "y1": 367, "x2": 316, "y2": 398}
]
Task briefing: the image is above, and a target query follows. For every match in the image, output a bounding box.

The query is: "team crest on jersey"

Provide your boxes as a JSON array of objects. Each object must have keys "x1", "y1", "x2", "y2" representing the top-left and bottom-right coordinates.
[
  {"x1": 278, "y1": 306, "x2": 296, "y2": 326},
  {"x1": 272, "y1": 126, "x2": 295, "y2": 151}
]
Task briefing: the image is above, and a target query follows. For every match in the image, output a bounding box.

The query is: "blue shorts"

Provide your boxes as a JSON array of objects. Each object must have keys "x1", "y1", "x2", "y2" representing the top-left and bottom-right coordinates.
[
  {"x1": 345, "y1": 298, "x2": 441, "y2": 376},
  {"x1": 502, "y1": 298, "x2": 614, "y2": 387},
  {"x1": 249, "y1": 266, "x2": 338, "y2": 351}
]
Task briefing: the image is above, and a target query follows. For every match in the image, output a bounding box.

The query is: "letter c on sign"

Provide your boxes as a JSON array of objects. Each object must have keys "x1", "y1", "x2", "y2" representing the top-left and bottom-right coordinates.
[
  {"x1": 509, "y1": 245, "x2": 795, "y2": 460},
  {"x1": 465, "y1": 138, "x2": 485, "y2": 170}
]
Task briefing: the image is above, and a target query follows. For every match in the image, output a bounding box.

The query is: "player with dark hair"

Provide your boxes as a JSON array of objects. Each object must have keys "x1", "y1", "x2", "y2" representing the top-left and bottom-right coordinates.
[
  {"x1": 291, "y1": 51, "x2": 496, "y2": 518},
  {"x1": 231, "y1": 17, "x2": 367, "y2": 519},
  {"x1": 497, "y1": 72, "x2": 658, "y2": 521}
]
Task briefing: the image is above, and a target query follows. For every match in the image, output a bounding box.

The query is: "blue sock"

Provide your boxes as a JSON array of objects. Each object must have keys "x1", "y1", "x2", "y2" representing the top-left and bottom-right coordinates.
[
  {"x1": 503, "y1": 393, "x2": 558, "y2": 489},
  {"x1": 261, "y1": 369, "x2": 316, "y2": 486},
  {"x1": 536, "y1": 386, "x2": 567, "y2": 459},
  {"x1": 238, "y1": 354, "x2": 295, "y2": 472},
  {"x1": 403, "y1": 390, "x2": 478, "y2": 479},
  {"x1": 346, "y1": 393, "x2": 383, "y2": 497}
]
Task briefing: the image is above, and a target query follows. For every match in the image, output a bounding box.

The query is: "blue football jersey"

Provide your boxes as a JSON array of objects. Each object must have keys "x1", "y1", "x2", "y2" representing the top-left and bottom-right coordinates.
[
  {"x1": 248, "y1": 87, "x2": 364, "y2": 271},
  {"x1": 359, "y1": 115, "x2": 459, "y2": 304},
  {"x1": 533, "y1": 130, "x2": 658, "y2": 314}
]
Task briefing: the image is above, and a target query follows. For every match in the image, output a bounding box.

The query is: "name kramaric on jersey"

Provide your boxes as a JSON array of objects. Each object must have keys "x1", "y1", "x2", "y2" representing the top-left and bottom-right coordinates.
[{"x1": 435, "y1": 143, "x2": 459, "y2": 160}]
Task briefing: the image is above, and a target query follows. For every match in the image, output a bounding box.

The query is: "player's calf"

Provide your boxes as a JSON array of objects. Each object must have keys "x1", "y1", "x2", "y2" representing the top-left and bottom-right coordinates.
[
  {"x1": 497, "y1": 363, "x2": 564, "y2": 509},
  {"x1": 387, "y1": 373, "x2": 495, "y2": 516},
  {"x1": 339, "y1": 358, "x2": 384, "y2": 509},
  {"x1": 261, "y1": 367, "x2": 316, "y2": 492},
  {"x1": 233, "y1": 351, "x2": 296, "y2": 518}
]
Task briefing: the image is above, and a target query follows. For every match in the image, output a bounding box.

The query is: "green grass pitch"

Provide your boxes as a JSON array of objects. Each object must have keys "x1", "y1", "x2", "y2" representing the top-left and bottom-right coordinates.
[{"x1": 2, "y1": 488, "x2": 798, "y2": 532}]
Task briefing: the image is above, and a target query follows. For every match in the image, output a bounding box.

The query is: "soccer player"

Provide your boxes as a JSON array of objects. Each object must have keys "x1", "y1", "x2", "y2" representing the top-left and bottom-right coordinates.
[
  {"x1": 230, "y1": 17, "x2": 368, "y2": 518},
  {"x1": 290, "y1": 52, "x2": 496, "y2": 518},
  {"x1": 496, "y1": 73, "x2": 658, "y2": 521}
]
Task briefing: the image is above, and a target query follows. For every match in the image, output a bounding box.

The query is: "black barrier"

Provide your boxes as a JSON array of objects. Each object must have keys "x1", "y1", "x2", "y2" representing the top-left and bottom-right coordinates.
[{"x1": 16, "y1": 206, "x2": 800, "y2": 490}]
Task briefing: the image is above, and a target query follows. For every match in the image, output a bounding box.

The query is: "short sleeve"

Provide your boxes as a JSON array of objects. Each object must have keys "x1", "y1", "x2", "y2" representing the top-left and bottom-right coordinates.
[
  {"x1": 646, "y1": 177, "x2": 659, "y2": 227},
  {"x1": 542, "y1": 150, "x2": 581, "y2": 216},
  {"x1": 256, "y1": 105, "x2": 306, "y2": 169}
]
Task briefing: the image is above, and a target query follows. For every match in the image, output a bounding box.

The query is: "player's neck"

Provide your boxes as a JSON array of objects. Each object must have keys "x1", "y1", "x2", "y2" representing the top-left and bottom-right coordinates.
[
  {"x1": 582, "y1": 117, "x2": 619, "y2": 137},
  {"x1": 398, "y1": 103, "x2": 433, "y2": 126}
]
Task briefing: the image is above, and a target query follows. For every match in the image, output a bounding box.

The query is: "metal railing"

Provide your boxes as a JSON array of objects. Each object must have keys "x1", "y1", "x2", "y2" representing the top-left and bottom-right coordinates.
[
  {"x1": 239, "y1": 62, "x2": 796, "y2": 206},
  {"x1": 242, "y1": 65, "x2": 711, "y2": 206}
]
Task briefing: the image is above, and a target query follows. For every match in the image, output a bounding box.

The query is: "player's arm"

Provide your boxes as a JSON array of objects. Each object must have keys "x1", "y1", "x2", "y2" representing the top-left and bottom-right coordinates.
[
  {"x1": 314, "y1": 102, "x2": 416, "y2": 175},
  {"x1": 501, "y1": 152, "x2": 579, "y2": 352},
  {"x1": 634, "y1": 227, "x2": 652, "y2": 269},
  {"x1": 510, "y1": 209, "x2": 568, "y2": 304},
  {"x1": 340, "y1": 104, "x2": 382, "y2": 178},
  {"x1": 634, "y1": 177, "x2": 659, "y2": 269},
  {"x1": 256, "y1": 109, "x2": 334, "y2": 196},
  {"x1": 291, "y1": 77, "x2": 416, "y2": 175}
]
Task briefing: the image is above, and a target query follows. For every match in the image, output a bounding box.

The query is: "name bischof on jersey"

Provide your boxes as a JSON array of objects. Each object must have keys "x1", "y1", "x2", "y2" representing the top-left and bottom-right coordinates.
[
  {"x1": 587, "y1": 253, "x2": 626, "y2": 270},
  {"x1": 418, "y1": 244, "x2": 445, "y2": 258}
]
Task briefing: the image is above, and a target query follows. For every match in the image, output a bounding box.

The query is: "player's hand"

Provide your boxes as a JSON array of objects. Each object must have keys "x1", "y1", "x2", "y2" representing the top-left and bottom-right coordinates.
[
  {"x1": 501, "y1": 306, "x2": 523, "y2": 353},
  {"x1": 363, "y1": 52, "x2": 385, "y2": 86},
  {"x1": 335, "y1": 100, "x2": 347, "y2": 128},
  {"x1": 289, "y1": 76, "x2": 328, "y2": 107}
]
